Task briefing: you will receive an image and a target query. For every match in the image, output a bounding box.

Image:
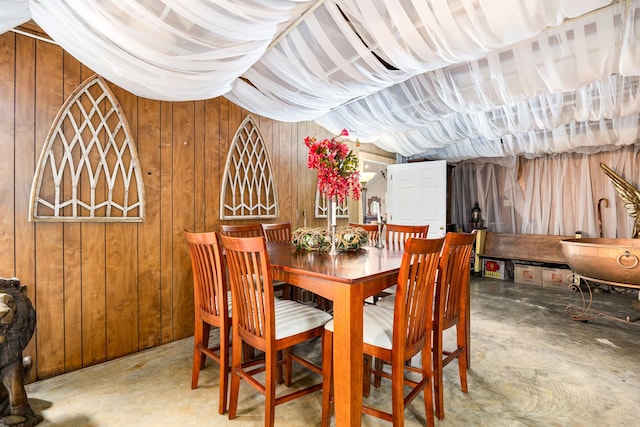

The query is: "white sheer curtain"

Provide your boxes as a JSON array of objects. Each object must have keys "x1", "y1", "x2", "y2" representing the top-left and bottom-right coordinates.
[
  {"x1": 319, "y1": 0, "x2": 640, "y2": 161},
  {"x1": 228, "y1": 0, "x2": 610, "y2": 122},
  {"x1": 0, "y1": 0, "x2": 633, "y2": 161},
  {"x1": 26, "y1": 0, "x2": 317, "y2": 101},
  {"x1": 451, "y1": 145, "x2": 640, "y2": 237},
  {"x1": 0, "y1": 0, "x2": 29, "y2": 34}
]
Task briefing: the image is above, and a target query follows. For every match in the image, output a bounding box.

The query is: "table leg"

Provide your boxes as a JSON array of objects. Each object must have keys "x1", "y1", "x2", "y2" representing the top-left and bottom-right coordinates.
[
  {"x1": 466, "y1": 275, "x2": 471, "y2": 368},
  {"x1": 332, "y1": 283, "x2": 363, "y2": 427}
]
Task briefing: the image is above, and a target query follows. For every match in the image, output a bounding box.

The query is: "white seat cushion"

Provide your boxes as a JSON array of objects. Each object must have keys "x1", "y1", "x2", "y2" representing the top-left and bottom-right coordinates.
[
  {"x1": 224, "y1": 290, "x2": 232, "y2": 317},
  {"x1": 325, "y1": 305, "x2": 395, "y2": 350},
  {"x1": 273, "y1": 299, "x2": 332, "y2": 340}
]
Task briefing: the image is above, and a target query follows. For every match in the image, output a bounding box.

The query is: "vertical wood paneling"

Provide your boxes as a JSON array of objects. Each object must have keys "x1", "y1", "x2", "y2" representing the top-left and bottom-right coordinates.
[
  {"x1": 279, "y1": 122, "x2": 293, "y2": 221},
  {"x1": 105, "y1": 222, "x2": 139, "y2": 359},
  {"x1": 61, "y1": 52, "x2": 83, "y2": 372},
  {"x1": 0, "y1": 31, "x2": 366, "y2": 380},
  {"x1": 159, "y1": 101, "x2": 173, "y2": 344},
  {"x1": 81, "y1": 222, "x2": 107, "y2": 367},
  {"x1": 106, "y1": 85, "x2": 139, "y2": 359},
  {"x1": 171, "y1": 102, "x2": 196, "y2": 339},
  {"x1": 194, "y1": 100, "x2": 205, "y2": 232},
  {"x1": 34, "y1": 39, "x2": 65, "y2": 378},
  {"x1": 80, "y1": 62, "x2": 108, "y2": 369},
  {"x1": 299, "y1": 121, "x2": 315, "y2": 228},
  {"x1": 137, "y1": 97, "x2": 162, "y2": 350},
  {"x1": 204, "y1": 97, "x2": 220, "y2": 231},
  {"x1": 216, "y1": 98, "x2": 230, "y2": 227},
  {"x1": 261, "y1": 117, "x2": 277, "y2": 216},
  {"x1": 0, "y1": 33, "x2": 15, "y2": 275},
  {"x1": 13, "y1": 34, "x2": 37, "y2": 381}
]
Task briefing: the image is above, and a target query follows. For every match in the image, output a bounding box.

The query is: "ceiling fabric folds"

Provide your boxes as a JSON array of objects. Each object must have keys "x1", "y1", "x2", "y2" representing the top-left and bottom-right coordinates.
[{"x1": 2, "y1": 0, "x2": 637, "y2": 162}]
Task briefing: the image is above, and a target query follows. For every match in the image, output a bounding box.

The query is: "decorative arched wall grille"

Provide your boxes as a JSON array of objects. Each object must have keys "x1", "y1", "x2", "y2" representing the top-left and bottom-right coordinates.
[
  {"x1": 29, "y1": 74, "x2": 145, "y2": 222},
  {"x1": 220, "y1": 115, "x2": 278, "y2": 219},
  {"x1": 314, "y1": 187, "x2": 349, "y2": 219}
]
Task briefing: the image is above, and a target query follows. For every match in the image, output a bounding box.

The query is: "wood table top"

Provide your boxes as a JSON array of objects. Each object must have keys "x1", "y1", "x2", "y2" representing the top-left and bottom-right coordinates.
[{"x1": 267, "y1": 242, "x2": 405, "y2": 284}]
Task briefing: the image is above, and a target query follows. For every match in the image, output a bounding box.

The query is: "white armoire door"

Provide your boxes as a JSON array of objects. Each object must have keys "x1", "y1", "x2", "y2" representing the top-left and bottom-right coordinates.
[{"x1": 386, "y1": 160, "x2": 447, "y2": 238}]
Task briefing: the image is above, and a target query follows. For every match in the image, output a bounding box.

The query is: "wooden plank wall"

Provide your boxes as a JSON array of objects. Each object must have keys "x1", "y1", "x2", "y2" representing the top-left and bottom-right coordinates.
[{"x1": 0, "y1": 31, "x2": 361, "y2": 380}]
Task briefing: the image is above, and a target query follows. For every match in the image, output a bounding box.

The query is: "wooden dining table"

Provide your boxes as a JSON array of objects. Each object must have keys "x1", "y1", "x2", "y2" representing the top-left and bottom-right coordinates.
[{"x1": 267, "y1": 242, "x2": 405, "y2": 427}]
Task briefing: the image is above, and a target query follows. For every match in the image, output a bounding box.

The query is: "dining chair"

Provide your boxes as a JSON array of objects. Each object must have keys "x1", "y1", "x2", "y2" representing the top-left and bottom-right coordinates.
[
  {"x1": 432, "y1": 231, "x2": 477, "y2": 420},
  {"x1": 385, "y1": 223, "x2": 429, "y2": 246},
  {"x1": 373, "y1": 224, "x2": 429, "y2": 304},
  {"x1": 321, "y1": 237, "x2": 445, "y2": 427},
  {"x1": 184, "y1": 230, "x2": 231, "y2": 415},
  {"x1": 349, "y1": 222, "x2": 383, "y2": 246},
  {"x1": 220, "y1": 235, "x2": 332, "y2": 427},
  {"x1": 372, "y1": 231, "x2": 477, "y2": 406},
  {"x1": 222, "y1": 222, "x2": 292, "y2": 302},
  {"x1": 261, "y1": 222, "x2": 295, "y2": 301},
  {"x1": 261, "y1": 222, "x2": 292, "y2": 243},
  {"x1": 221, "y1": 223, "x2": 263, "y2": 238}
]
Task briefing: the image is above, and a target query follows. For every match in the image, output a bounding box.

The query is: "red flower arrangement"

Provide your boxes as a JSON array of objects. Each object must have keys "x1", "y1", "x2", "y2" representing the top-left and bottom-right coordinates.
[{"x1": 305, "y1": 129, "x2": 361, "y2": 204}]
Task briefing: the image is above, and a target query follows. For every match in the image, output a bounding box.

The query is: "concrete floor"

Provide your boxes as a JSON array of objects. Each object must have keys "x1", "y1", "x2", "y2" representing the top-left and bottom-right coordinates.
[{"x1": 24, "y1": 276, "x2": 640, "y2": 426}]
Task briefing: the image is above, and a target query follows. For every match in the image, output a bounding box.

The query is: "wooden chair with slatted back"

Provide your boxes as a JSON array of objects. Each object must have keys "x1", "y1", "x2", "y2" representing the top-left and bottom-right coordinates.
[
  {"x1": 261, "y1": 222, "x2": 295, "y2": 300},
  {"x1": 261, "y1": 222, "x2": 292, "y2": 243},
  {"x1": 433, "y1": 231, "x2": 477, "y2": 420},
  {"x1": 321, "y1": 237, "x2": 445, "y2": 426},
  {"x1": 221, "y1": 223, "x2": 263, "y2": 238},
  {"x1": 371, "y1": 224, "x2": 429, "y2": 304},
  {"x1": 385, "y1": 223, "x2": 429, "y2": 247},
  {"x1": 184, "y1": 230, "x2": 231, "y2": 414},
  {"x1": 349, "y1": 223, "x2": 383, "y2": 246},
  {"x1": 221, "y1": 235, "x2": 332, "y2": 427}
]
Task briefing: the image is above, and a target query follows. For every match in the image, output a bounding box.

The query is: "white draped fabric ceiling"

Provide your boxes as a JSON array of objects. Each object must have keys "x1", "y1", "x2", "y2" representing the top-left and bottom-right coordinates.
[{"x1": 1, "y1": 0, "x2": 638, "y2": 163}]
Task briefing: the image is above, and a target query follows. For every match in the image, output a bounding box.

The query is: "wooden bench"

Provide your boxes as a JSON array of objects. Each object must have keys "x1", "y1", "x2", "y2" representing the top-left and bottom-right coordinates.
[{"x1": 474, "y1": 230, "x2": 573, "y2": 273}]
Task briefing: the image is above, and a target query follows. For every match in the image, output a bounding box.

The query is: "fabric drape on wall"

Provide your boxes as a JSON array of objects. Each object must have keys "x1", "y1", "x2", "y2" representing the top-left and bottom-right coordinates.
[
  {"x1": 26, "y1": 0, "x2": 317, "y2": 101},
  {"x1": 451, "y1": 144, "x2": 640, "y2": 237},
  {"x1": 0, "y1": 0, "x2": 29, "y2": 34}
]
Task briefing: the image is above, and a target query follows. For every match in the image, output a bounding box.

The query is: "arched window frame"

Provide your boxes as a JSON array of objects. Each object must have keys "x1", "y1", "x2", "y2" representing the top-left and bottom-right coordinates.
[
  {"x1": 220, "y1": 115, "x2": 278, "y2": 220},
  {"x1": 29, "y1": 74, "x2": 145, "y2": 222}
]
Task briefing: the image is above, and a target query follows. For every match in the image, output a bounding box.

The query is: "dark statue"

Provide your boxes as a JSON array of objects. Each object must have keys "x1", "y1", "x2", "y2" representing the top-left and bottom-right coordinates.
[{"x1": 0, "y1": 278, "x2": 42, "y2": 427}]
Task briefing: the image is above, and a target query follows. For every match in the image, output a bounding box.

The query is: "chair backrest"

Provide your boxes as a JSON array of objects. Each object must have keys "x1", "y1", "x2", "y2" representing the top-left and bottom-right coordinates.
[
  {"x1": 261, "y1": 222, "x2": 292, "y2": 243},
  {"x1": 349, "y1": 223, "x2": 383, "y2": 245},
  {"x1": 184, "y1": 230, "x2": 229, "y2": 322},
  {"x1": 221, "y1": 223, "x2": 264, "y2": 238},
  {"x1": 435, "y1": 232, "x2": 477, "y2": 330},
  {"x1": 385, "y1": 224, "x2": 429, "y2": 246},
  {"x1": 392, "y1": 237, "x2": 444, "y2": 358},
  {"x1": 220, "y1": 235, "x2": 275, "y2": 346}
]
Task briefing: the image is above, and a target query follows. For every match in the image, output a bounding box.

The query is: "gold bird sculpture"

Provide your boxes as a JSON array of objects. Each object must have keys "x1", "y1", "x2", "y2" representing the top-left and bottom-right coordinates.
[{"x1": 600, "y1": 162, "x2": 640, "y2": 238}]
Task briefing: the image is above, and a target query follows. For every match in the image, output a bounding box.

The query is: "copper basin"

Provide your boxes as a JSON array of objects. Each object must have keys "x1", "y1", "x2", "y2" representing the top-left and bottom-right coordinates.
[{"x1": 560, "y1": 238, "x2": 640, "y2": 285}]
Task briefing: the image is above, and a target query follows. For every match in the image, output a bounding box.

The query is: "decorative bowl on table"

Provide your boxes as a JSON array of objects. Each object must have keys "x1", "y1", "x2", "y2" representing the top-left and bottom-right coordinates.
[{"x1": 292, "y1": 226, "x2": 368, "y2": 251}]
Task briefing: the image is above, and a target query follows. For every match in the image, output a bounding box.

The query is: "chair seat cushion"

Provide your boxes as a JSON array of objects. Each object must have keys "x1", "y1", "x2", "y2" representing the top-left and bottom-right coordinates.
[
  {"x1": 223, "y1": 290, "x2": 232, "y2": 317},
  {"x1": 273, "y1": 299, "x2": 332, "y2": 340},
  {"x1": 324, "y1": 305, "x2": 395, "y2": 349}
]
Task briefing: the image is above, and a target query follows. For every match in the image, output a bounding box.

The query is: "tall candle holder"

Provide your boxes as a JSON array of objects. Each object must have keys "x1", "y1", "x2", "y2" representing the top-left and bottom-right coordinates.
[
  {"x1": 375, "y1": 221, "x2": 385, "y2": 248},
  {"x1": 329, "y1": 224, "x2": 338, "y2": 255},
  {"x1": 372, "y1": 200, "x2": 384, "y2": 248},
  {"x1": 328, "y1": 197, "x2": 339, "y2": 255}
]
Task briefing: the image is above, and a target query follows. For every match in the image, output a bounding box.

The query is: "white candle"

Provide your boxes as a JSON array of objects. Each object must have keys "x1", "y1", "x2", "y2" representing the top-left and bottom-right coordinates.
[{"x1": 332, "y1": 202, "x2": 337, "y2": 226}]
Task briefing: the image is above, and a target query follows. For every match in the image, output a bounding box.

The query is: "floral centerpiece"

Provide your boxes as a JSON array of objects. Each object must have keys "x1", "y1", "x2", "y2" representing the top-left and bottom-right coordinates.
[
  {"x1": 304, "y1": 129, "x2": 361, "y2": 203},
  {"x1": 295, "y1": 129, "x2": 367, "y2": 252},
  {"x1": 292, "y1": 226, "x2": 369, "y2": 251}
]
